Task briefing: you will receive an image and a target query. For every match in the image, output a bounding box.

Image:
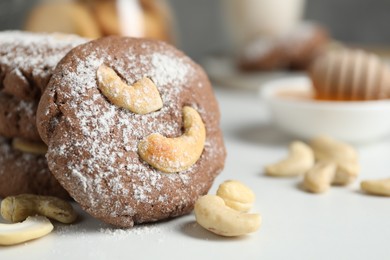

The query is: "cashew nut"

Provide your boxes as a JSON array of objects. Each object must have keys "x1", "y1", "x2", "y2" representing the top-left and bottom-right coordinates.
[
  {"x1": 303, "y1": 161, "x2": 337, "y2": 193},
  {"x1": 12, "y1": 138, "x2": 48, "y2": 155},
  {"x1": 138, "y1": 106, "x2": 206, "y2": 173},
  {"x1": 310, "y1": 136, "x2": 359, "y2": 185},
  {"x1": 1, "y1": 194, "x2": 77, "y2": 224},
  {"x1": 265, "y1": 141, "x2": 315, "y2": 177},
  {"x1": 361, "y1": 178, "x2": 390, "y2": 196},
  {"x1": 216, "y1": 180, "x2": 255, "y2": 212},
  {"x1": 310, "y1": 135, "x2": 358, "y2": 162},
  {"x1": 0, "y1": 216, "x2": 53, "y2": 246},
  {"x1": 194, "y1": 195, "x2": 261, "y2": 237},
  {"x1": 97, "y1": 64, "x2": 163, "y2": 114},
  {"x1": 332, "y1": 161, "x2": 360, "y2": 185}
]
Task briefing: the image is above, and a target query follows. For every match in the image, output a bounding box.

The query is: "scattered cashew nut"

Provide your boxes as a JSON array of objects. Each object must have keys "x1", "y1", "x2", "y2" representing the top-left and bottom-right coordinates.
[
  {"x1": 265, "y1": 141, "x2": 315, "y2": 177},
  {"x1": 97, "y1": 64, "x2": 163, "y2": 114},
  {"x1": 361, "y1": 178, "x2": 390, "y2": 196},
  {"x1": 310, "y1": 135, "x2": 358, "y2": 162},
  {"x1": 216, "y1": 180, "x2": 255, "y2": 212},
  {"x1": 332, "y1": 160, "x2": 360, "y2": 185},
  {"x1": 138, "y1": 106, "x2": 206, "y2": 173},
  {"x1": 0, "y1": 216, "x2": 53, "y2": 246},
  {"x1": 310, "y1": 135, "x2": 359, "y2": 185},
  {"x1": 194, "y1": 195, "x2": 261, "y2": 237},
  {"x1": 1, "y1": 194, "x2": 77, "y2": 224},
  {"x1": 12, "y1": 138, "x2": 48, "y2": 155},
  {"x1": 303, "y1": 161, "x2": 337, "y2": 193}
]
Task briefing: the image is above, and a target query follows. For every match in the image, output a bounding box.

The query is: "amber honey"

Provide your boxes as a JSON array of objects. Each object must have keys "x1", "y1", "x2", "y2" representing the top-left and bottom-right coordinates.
[{"x1": 276, "y1": 89, "x2": 314, "y2": 101}]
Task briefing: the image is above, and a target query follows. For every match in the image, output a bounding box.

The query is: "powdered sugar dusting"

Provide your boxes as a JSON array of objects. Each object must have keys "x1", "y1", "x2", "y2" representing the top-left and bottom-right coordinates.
[
  {"x1": 0, "y1": 31, "x2": 87, "y2": 91},
  {"x1": 151, "y1": 53, "x2": 189, "y2": 86},
  {"x1": 44, "y1": 37, "x2": 225, "y2": 226}
]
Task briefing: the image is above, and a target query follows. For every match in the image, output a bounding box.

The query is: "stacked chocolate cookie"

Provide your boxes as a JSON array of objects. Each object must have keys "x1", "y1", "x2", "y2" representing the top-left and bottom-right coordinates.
[
  {"x1": 0, "y1": 32, "x2": 226, "y2": 228},
  {"x1": 0, "y1": 31, "x2": 87, "y2": 199}
]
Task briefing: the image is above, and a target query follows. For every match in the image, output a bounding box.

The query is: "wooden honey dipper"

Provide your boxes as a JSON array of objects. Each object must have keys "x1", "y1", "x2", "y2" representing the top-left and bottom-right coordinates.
[{"x1": 309, "y1": 48, "x2": 390, "y2": 101}]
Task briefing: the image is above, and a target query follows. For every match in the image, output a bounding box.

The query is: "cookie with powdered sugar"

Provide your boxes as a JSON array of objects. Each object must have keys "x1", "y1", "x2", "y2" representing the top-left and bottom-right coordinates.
[
  {"x1": 37, "y1": 36, "x2": 226, "y2": 228},
  {"x1": 0, "y1": 31, "x2": 87, "y2": 101},
  {"x1": 0, "y1": 136, "x2": 69, "y2": 199}
]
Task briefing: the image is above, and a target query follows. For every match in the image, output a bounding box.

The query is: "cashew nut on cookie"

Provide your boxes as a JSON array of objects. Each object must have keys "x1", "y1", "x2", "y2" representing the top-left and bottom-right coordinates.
[
  {"x1": 97, "y1": 64, "x2": 163, "y2": 114},
  {"x1": 138, "y1": 106, "x2": 206, "y2": 173}
]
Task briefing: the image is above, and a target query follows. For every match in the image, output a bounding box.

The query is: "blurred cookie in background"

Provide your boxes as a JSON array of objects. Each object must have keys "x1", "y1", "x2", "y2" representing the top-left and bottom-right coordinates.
[
  {"x1": 25, "y1": 1, "x2": 101, "y2": 39},
  {"x1": 89, "y1": 0, "x2": 121, "y2": 35},
  {"x1": 238, "y1": 23, "x2": 330, "y2": 71},
  {"x1": 90, "y1": 0, "x2": 174, "y2": 42},
  {"x1": 140, "y1": 0, "x2": 174, "y2": 42},
  {"x1": 25, "y1": 0, "x2": 175, "y2": 43}
]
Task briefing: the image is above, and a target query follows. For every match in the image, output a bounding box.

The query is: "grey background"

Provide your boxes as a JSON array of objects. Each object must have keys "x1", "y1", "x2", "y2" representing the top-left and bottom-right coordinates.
[{"x1": 1, "y1": 0, "x2": 390, "y2": 60}]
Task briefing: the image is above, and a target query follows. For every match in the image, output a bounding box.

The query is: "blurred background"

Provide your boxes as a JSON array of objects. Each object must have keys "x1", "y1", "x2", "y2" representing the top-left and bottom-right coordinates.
[{"x1": 1, "y1": 0, "x2": 390, "y2": 61}]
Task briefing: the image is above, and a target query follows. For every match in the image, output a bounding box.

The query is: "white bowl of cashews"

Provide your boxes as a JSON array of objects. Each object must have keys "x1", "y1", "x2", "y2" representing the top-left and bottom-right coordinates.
[{"x1": 260, "y1": 76, "x2": 390, "y2": 143}]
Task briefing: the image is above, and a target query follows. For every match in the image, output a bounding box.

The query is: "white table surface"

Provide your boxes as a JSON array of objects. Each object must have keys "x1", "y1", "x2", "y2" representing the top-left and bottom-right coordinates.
[{"x1": 1, "y1": 86, "x2": 390, "y2": 260}]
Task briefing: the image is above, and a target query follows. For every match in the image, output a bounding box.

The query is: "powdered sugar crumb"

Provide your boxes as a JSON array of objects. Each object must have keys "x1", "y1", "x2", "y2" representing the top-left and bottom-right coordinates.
[
  {"x1": 99, "y1": 224, "x2": 164, "y2": 240},
  {"x1": 55, "y1": 222, "x2": 168, "y2": 242}
]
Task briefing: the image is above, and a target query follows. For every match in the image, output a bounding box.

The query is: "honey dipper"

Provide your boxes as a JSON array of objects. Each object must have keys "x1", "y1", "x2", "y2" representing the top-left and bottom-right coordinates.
[{"x1": 309, "y1": 48, "x2": 390, "y2": 101}]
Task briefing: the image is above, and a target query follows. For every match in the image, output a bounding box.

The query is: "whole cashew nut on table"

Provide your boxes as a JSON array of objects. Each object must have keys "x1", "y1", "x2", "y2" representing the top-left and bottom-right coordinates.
[{"x1": 265, "y1": 141, "x2": 315, "y2": 177}]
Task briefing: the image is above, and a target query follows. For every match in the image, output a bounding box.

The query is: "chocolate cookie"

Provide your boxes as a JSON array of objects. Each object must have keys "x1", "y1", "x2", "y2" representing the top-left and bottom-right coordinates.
[
  {"x1": 0, "y1": 137, "x2": 69, "y2": 199},
  {"x1": 0, "y1": 31, "x2": 87, "y2": 101},
  {"x1": 37, "y1": 36, "x2": 226, "y2": 228},
  {"x1": 0, "y1": 93, "x2": 40, "y2": 141},
  {"x1": 239, "y1": 23, "x2": 329, "y2": 71}
]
